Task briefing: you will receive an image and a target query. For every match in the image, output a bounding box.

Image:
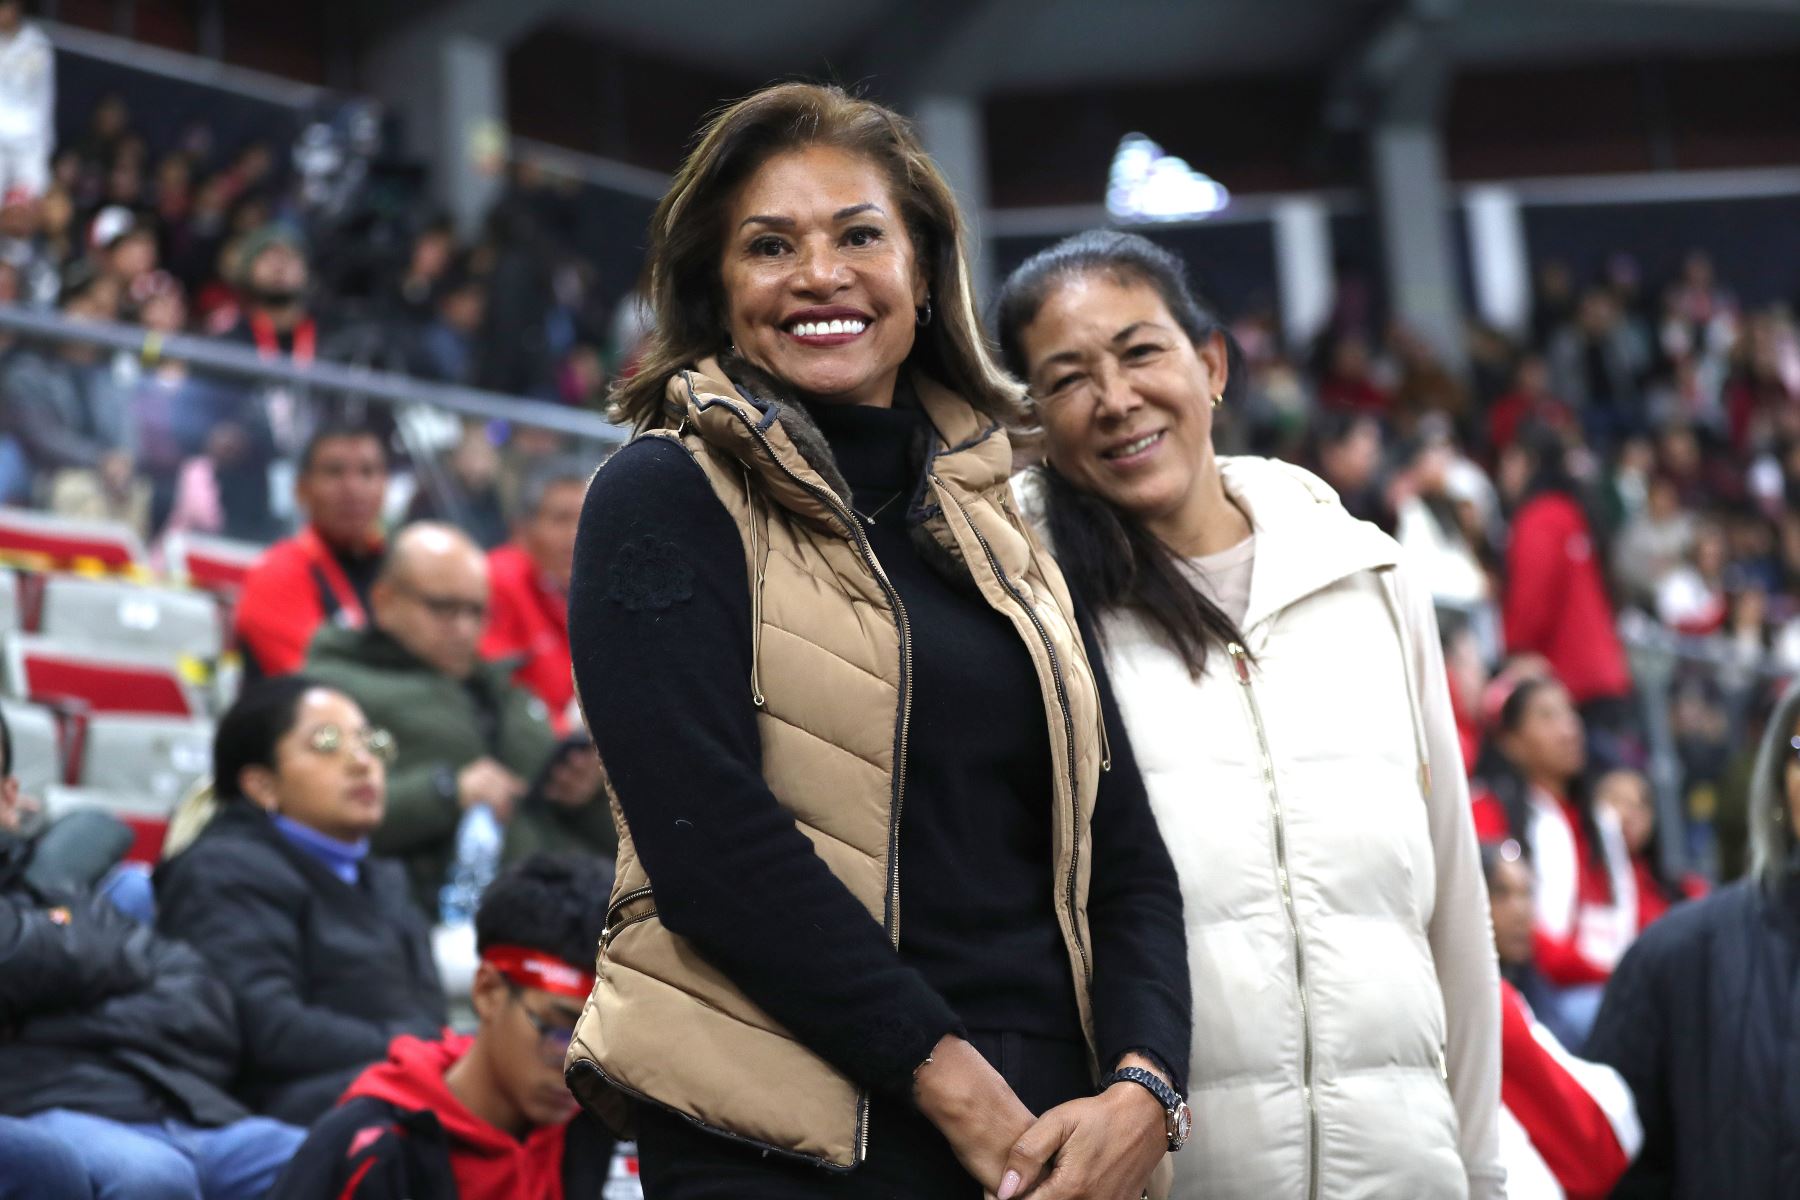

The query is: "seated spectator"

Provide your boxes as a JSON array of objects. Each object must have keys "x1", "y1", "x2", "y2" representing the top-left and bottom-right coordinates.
[
  {"x1": 408, "y1": 421, "x2": 509, "y2": 550},
  {"x1": 1586, "y1": 676, "x2": 1800, "y2": 1198},
  {"x1": 1483, "y1": 839, "x2": 1576, "y2": 1047},
  {"x1": 482, "y1": 456, "x2": 589, "y2": 732},
  {"x1": 271, "y1": 853, "x2": 618, "y2": 1199},
  {"x1": 1484, "y1": 843, "x2": 1641, "y2": 1199},
  {"x1": 234, "y1": 423, "x2": 388, "y2": 678},
  {"x1": 0, "y1": 705, "x2": 305, "y2": 1198},
  {"x1": 1654, "y1": 519, "x2": 1729, "y2": 635},
  {"x1": 305, "y1": 522, "x2": 614, "y2": 916},
  {"x1": 1316, "y1": 332, "x2": 1390, "y2": 414},
  {"x1": 217, "y1": 222, "x2": 323, "y2": 364},
  {"x1": 1595, "y1": 767, "x2": 1706, "y2": 932},
  {"x1": 411, "y1": 269, "x2": 487, "y2": 386},
  {"x1": 1488, "y1": 354, "x2": 1575, "y2": 455},
  {"x1": 1610, "y1": 473, "x2": 1695, "y2": 611},
  {"x1": 155, "y1": 677, "x2": 446, "y2": 1125},
  {"x1": 0, "y1": 259, "x2": 135, "y2": 507},
  {"x1": 1479, "y1": 676, "x2": 1637, "y2": 1047}
]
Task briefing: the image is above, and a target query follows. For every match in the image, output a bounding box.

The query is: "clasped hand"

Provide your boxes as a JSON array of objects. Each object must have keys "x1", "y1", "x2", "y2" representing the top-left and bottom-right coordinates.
[{"x1": 913, "y1": 1036, "x2": 1168, "y2": 1200}]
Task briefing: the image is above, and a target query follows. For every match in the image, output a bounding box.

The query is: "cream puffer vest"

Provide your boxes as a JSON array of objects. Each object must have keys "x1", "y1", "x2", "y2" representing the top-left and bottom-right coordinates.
[
  {"x1": 1020, "y1": 456, "x2": 1503, "y2": 1200},
  {"x1": 566, "y1": 361, "x2": 1106, "y2": 1171}
]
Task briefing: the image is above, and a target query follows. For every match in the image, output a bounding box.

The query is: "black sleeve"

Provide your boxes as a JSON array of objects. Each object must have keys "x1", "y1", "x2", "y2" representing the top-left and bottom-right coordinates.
[
  {"x1": 1076, "y1": 603, "x2": 1193, "y2": 1096},
  {"x1": 568, "y1": 437, "x2": 961, "y2": 1098},
  {"x1": 0, "y1": 887, "x2": 152, "y2": 1026},
  {"x1": 1585, "y1": 927, "x2": 1674, "y2": 1198}
]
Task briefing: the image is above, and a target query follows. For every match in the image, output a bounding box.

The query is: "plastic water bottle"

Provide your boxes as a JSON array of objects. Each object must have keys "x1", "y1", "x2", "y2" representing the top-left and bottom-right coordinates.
[{"x1": 439, "y1": 803, "x2": 503, "y2": 925}]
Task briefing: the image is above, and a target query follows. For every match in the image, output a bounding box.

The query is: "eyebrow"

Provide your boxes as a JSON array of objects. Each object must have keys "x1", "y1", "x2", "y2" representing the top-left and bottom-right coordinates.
[
  {"x1": 1033, "y1": 321, "x2": 1170, "y2": 375},
  {"x1": 738, "y1": 203, "x2": 886, "y2": 231}
]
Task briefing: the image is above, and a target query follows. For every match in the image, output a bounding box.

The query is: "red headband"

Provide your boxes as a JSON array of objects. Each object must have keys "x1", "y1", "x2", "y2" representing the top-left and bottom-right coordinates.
[{"x1": 482, "y1": 945, "x2": 593, "y2": 1000}]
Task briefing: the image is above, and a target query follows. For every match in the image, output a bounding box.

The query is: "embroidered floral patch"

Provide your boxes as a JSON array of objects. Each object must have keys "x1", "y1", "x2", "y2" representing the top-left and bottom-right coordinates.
[{"x1": 607, "y1": 536, "x2": 695, "y2": 611}]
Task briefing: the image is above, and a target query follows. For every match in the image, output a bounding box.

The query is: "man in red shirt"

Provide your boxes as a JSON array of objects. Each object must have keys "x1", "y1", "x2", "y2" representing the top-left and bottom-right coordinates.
[
  {"x1": 481, "y1": 458, "x2": 590, "y2": 733},
  {"x1": 234, "y1": 424, "x2": 388, "y2": 677}
]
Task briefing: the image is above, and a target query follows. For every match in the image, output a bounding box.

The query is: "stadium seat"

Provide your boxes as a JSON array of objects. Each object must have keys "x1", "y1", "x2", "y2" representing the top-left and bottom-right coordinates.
[
  {"x1": 163, "y1": 532, "x2": 266, "y2": 596},
  {"x1": 5, "y1": 634, "x2": 204, "y2": 718},
  {"x1": 0, "y1": 567, "x2": 19, "y2": 635},
  {"x1": 40, "y1": 785, "x2": 175, "y2": 865},
  {"x1": 79, "y1": 714, "x2": 215, "y2": 810},
  {"x1": 0, "y1": 698, "x2": 64, "y2": 794},
  {"x1": 0, "y1": 508, "x2": 146, "y2": 573},
  {"x1": 38, "y1": 575, "x2": 224, "y2": 661}
]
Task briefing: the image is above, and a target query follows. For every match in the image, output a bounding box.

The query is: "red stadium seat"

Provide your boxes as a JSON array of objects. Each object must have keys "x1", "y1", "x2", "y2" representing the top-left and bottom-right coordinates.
[
  {"x1": 0, "y1": 508, "x2": 147, "y2": 573},
  {"x1": 163, "y1": 532, "x2": 266, "y2": 596},
  {"x1": 41, "y1": 785, "x2": 173, "y2": 864},
  {"x1": 5, "y1": 634, "x2": 204, "y2": 718}
]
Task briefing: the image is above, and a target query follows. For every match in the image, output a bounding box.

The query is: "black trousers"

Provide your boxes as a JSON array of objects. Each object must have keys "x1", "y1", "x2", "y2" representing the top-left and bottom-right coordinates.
[{"x1": 636, "y1": 1031, "x2": 1092, "y2": 1200}]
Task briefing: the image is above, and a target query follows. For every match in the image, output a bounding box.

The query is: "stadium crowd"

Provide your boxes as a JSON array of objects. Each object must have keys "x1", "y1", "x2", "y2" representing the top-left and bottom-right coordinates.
[{"x1": 0, "y1": 20, "x2": 1796, "y2": 1200}]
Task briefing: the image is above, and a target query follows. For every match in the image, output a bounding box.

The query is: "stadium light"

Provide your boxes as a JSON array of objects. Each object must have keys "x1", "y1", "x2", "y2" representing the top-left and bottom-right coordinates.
[{"x1": 1106, "y1": 133, "x2": 1230, "y2": 224}]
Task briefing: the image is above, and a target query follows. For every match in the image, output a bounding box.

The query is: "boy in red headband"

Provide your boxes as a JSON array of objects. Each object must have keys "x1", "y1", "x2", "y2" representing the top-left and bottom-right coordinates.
[{"x1": 271, "y1": 853, "x2": 619, "y2": 1199}]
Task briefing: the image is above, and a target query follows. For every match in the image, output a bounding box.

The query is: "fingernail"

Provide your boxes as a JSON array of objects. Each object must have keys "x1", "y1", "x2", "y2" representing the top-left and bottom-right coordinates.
[{"x1": 998, "y1": 1170, "x2": 1021, "y2": 1200}]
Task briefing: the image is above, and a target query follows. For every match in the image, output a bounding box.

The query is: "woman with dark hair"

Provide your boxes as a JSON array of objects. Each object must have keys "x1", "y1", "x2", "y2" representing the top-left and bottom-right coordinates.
[
  {"x1": 1482, "y1": 675, "x2": 1636, "y2": 1046},
  {"x1": 564, "y1": 85, "x2": 1189, "y2": 1200},
  {"x1": 994, "y1": 230, "x2": 1501, "y2": 1200},
  {"x1": 1595, "y1": 766, "x2": 1706, "y2": 931},
  {"x1": 1500, "y1": 423, "x2": 1634, "y2": 749},
  {"x1": 156, "y1": 676, "x2": 445, "y2": 1124},
  {"x1": 1586, "y1": 676, "x2": 1800, "y2": 1198}
]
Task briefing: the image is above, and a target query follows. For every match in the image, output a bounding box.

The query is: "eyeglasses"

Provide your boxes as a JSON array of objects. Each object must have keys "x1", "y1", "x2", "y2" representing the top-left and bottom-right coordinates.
[
  {"x1": 400, "y1": 583, "x2": 487, "y2": 623},
  {"x1": 306, "y1": 724, "x2": 396, "y2": 764},
  {"x1": 504, "y1": 979, "x2": 578, "y2": 1067}
]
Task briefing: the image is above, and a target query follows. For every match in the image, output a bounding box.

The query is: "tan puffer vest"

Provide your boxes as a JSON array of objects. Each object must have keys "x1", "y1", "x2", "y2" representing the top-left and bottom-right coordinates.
[{"x1": 566, "y1": 360, "x2": 1106, "y2": 1170}]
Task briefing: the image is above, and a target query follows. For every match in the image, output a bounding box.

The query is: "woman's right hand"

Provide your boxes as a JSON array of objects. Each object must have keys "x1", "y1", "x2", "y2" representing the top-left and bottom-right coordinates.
[{"x1": 913, "y1": 1034, "x2": 1037, "y2": 1193}]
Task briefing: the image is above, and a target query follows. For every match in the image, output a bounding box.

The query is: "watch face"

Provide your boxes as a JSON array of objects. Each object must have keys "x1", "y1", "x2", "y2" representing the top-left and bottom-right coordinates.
[{"x1": 1171, "y1": 1101, "x2": 1193, "y2": 1149}]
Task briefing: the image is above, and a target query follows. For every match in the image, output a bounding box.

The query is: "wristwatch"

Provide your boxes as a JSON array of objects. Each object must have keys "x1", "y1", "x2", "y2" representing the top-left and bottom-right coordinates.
[{"x1": 1100, "y1": 1066, "x2": 1192, "y2": 1152}]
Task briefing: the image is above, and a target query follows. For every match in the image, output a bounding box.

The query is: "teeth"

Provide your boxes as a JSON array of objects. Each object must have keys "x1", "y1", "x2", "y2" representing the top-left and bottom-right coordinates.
[
  {"x1": 1107, "y1": 432, "x2": 1161, "y2": 458},
  {"x1": 790, "y1": 319, "x2": 867, "y2": 337}
]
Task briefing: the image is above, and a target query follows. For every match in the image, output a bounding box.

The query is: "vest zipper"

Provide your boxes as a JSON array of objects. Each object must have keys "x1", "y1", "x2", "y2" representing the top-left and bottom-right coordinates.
[
  {"x1": 733, "y1": 412, "x2": 913, "y2": 1166},
  {"x1": 1228, "y1": 641, "x2": 1319, "y2": 1200},
  {"x1": 949, "y1": 492, "x2": 1091, "y2": 984}
]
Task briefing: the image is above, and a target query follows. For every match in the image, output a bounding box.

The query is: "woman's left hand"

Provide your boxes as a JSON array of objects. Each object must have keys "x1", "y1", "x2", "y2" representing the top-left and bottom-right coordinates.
[{"x1": 992, "y1": 1074, "x2": 1167, "y2": 1200}]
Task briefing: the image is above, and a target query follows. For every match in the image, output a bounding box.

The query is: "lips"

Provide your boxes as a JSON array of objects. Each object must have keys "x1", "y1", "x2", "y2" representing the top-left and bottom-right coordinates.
[
  {"x1": 782, "y1": 307, "x2": 872, "y2": 345},
  {"x1": 1100, "y1": 430, "x2": 1167, "y2": 462}
]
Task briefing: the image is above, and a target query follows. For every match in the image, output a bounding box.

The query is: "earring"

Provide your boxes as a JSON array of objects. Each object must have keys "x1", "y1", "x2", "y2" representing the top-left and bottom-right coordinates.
[
  {"x1": 1212, "y1": 393, "x2": 1224, "y2": 408},
  {"x1": 917, "y1": 298, "x2": 933, "y2": 327}
]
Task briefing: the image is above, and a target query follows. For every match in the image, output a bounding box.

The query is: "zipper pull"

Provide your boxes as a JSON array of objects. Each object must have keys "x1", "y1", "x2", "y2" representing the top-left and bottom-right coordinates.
[{"x1": 1227, "y1": 642, "x2": 1251, "y2": 685}]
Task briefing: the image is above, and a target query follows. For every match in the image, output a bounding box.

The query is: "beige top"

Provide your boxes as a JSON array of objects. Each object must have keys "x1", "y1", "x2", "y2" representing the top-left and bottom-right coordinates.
[{"x1": 1186, "y1": 535, "x2": 1256, "y2": 629}]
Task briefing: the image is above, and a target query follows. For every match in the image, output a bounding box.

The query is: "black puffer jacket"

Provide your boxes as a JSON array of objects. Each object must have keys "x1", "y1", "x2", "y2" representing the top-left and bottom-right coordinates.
[
  {"x1": 155, "y1": 803, "x2": 446, "y2": 1124},
  {"x1": 0, "y1": 832, "x2": 247, "y2": 1126},
  {"x1": 1587, "y1": 875, "x2": 1800, "y2": 1199}
]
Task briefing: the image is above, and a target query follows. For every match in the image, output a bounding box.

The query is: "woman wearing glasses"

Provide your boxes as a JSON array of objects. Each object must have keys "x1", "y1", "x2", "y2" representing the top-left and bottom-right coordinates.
[
  {"x1": 157, "y1": 676, "x2": 446, "y2": 1124},
  {"x1": 993, "y1": 231, "x2": 1502, "y2": 1200},
  {"x1": 1587, "y1": 677, "x2": 1800, "y2": 1198}
]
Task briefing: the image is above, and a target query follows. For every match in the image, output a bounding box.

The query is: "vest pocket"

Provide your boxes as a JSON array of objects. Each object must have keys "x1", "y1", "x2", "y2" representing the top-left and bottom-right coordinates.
[{"x1": 602, "y1": 886, "x2": 658, "y2": 950}]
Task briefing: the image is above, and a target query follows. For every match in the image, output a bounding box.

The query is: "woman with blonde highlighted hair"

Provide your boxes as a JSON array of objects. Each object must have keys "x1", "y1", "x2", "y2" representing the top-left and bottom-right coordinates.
[{"x1": 563, "y1": 84, "x2": 1191, "y2": 1199}]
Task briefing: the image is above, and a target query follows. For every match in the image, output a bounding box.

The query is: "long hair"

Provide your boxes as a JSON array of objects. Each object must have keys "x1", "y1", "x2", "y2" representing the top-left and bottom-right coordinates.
[
  {"x1": 611, "y1": 82, "x2": 1021, "y2": 430},
  {"x1": 1493, "y1": 676, "x2": 1616, "y2": 896},
  {"x1": 1749, "y1": 676, "x2": 1800, "y2": 892},
  {"x1": 995, "y1": 230, "x2": 1247, "y2": 677}
]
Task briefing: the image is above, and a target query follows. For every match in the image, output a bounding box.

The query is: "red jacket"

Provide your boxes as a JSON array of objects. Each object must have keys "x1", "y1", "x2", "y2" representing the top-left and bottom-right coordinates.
[
  {"x1": 480, "y1": 544, "x2": 573, "y2": 734},
  {"x1": 235, "y1": 527, "x2": 381, "y2": 677},
  {"x1": 1503, "y1": 493, "x2": 1631, "y2": 705},
  {"x1": 1501, "y1": 981, "x2": 1639, "y2": 1199}
]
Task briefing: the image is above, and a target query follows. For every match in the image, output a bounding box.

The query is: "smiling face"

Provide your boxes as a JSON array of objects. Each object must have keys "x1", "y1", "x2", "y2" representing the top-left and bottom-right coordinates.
[
  {"x1": 1019, "y1": 273, "x2": 1229, "y2": 546},
  {"x1": 719, "y1": 145, "x2": 927, "y2": 409}
]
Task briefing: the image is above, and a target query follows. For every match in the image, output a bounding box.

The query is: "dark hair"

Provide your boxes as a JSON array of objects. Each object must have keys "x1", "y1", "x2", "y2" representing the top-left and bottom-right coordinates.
[
  {"x1": 300, "y1": 422, "x2": 388, "y2": 475},
  {"x1": 213, "y1": 675, "x2": 330, "y2": 803},
  {"x1": 0, "y1": 703, "x2": 11, "y2": 779},
  {"x1": 1494, "y1": 676, "x2": 1616, "y2": 892},
  {"x1": 994, "y1": 230, "x2": 1247, "y2": 677},
  {"x1": 475, "y1": 851, "x2": 613, "y2": 970},
  {"x1": 515, "y1": 454, "x2": 593, "y2": 522},
  {"x1": 611, "y1": 82, "x2": 1021, "y2": 429}
]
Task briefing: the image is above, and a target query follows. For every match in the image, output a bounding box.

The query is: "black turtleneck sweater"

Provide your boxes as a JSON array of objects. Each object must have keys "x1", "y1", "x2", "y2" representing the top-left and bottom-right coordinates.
[{"x1": 568, "y1": 399, "x2": 1189, "y2": 1100}]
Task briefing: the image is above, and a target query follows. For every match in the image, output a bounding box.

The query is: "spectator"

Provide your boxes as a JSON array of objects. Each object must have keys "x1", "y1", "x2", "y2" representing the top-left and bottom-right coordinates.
[
  {"x1": 234, "y1": 423, "x2": 389, "y2": 678},
  {"x1": 271, "y1": 853, "x2": 618, "y2": 1200},
  {"x1": 481, "y1": 456, "x2": 588, "y2": 733},
  {"x1": 0, "y1": 705, "x2": 307, "y2": 1199},
  {"x1": 1586, "y1": 675, "x2": 1800, "y2": 1198},
  {"x1": 1502, "y1": 426, "x2": 1634, "y2": 739},
  {"x1": 90, "y1": 204, "x2": 158, "y2": 300},
  {"x1": 1483, "y1": 838, "x2": 1581, "y2": 1048},
  {"x1": 1610, "y1": 473, "x2": 1695, "y2": 610},
  {"x1": 1316, "y1": 332, "x2": 1389, "y2": 414},
  {"x1": 304, "y1": 522, "x2": 613, "y2": 916},
  {"x1": 0, "y1": 260, "x2": 136, "y2": 507},
  {"x1": 1595, "y1": 766, "x2": 1705, "y2": 932},
  {"x1": 0, "y1": 0, "x2": 52, "y2": 208},
  {"x1": 155, "y1": 677, "x2": 446, "y2": 1125},
  {"x1": 1488, "y1": 354, "x2": 1574, "y2": 456},
  {"x1": 407, "y1": 421, "x2": 509, "y2": 550},
  {"x1": 1548, "y1": 289, "x2": 1649, "y2": 451},
  {"x1": 1310, "y1": 409, "x2": 1391, "y2": 530},
  {"x1": 411, "y1": 270, "x2": 487, "y2": 386},
  {"x1": 382, "y1": 215, "x2": 457, "y2": 334},
  {"x1": 1485, "y1": 675, "x2": 1637, "y2": 1046},
  {"x1": 1391, "y1": 425, "x2": 1491, "y2": 615},
  {"x1": 217, "y1": 223, "x2": 323, "y2": 373},
  {"x1": 1654, "y1": 519, "x2": 1729, "y2": 635}
]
